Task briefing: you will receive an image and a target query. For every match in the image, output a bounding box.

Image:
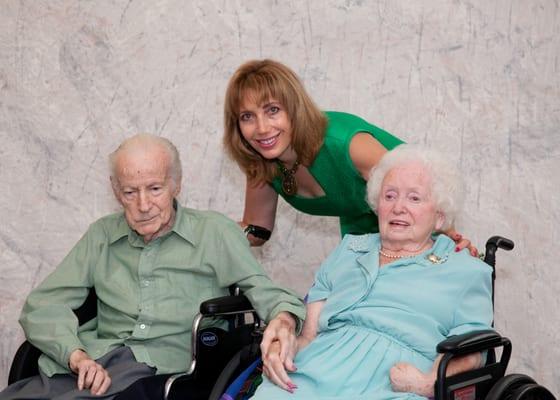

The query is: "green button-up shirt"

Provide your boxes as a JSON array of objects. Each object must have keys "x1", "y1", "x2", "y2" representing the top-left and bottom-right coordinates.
[{"x1": 19, "y1": 204, "x2": 305, "y2": 377}]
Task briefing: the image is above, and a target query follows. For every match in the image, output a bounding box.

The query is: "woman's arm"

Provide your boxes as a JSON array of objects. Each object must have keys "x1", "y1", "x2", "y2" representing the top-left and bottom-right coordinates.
[
  {"x1": 295, "y1": 300, "x2": 324, "y2": 351},
  {"x1": 348, "y1": 132, "x2": 388, "y2": 180},
  {"x1": 262, "y1": 300, "x2": 325, "y2": 392},
  {"x1": 240, "y1": 179, "x2": 279, "y2": 246},
  {"x1": 390, "y1": 353, "x2": 482, "y2": 397}
]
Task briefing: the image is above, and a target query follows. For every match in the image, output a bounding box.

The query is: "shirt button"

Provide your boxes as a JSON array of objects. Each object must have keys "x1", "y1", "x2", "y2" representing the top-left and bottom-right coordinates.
[
  {"x1": 142, "y1": 280, "x2": 150, "y2": 287},
  {"x1": 139, "y1": 324, "x2": 146, "y2": 330}
]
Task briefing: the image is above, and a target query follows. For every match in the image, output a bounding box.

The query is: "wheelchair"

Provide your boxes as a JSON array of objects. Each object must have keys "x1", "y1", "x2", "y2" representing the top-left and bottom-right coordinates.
[
  {"x1": 8, "y1": 237, "x2": 557, "y2": 400},
  {"x1": 7, "y1": 285, "x2": 262, "y2": 400},
  {"x1": 205, "y1": 236, "x2": 556, "y2": 400}
]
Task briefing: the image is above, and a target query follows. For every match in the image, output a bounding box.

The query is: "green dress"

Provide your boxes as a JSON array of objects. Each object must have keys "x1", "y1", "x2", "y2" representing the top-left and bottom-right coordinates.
[{"x1": 270, "y1": 112, "x2": 404, "y2": 236}]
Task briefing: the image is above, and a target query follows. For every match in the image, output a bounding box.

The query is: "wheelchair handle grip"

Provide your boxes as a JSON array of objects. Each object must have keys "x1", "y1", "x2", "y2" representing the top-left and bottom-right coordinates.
[
  {"x1": 486, "y1": 236, "x2": 514, "y2": 251},
  {"x1": 484, "y1": 236, "x2": 514, "y2": 268}
]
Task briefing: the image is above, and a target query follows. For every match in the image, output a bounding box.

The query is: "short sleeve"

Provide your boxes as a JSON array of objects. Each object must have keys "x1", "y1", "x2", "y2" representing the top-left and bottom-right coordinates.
[
  {"x1": 448, "y1": 266, "x2": 494, "y2": 337},
  {"x1": 306, "y1": 237, "x2": 349, "y2": 303}
]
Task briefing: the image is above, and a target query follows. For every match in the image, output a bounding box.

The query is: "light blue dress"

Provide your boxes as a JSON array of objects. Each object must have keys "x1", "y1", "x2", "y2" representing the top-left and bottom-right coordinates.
[{"x1": 252, "y1": 234, "x2": 493, "y2": 400}]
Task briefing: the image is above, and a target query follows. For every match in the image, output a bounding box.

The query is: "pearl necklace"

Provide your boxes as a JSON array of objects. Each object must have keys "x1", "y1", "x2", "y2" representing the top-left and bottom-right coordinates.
[{"x1": 378, "y1": 248, "x2": 423, "y2": 259}]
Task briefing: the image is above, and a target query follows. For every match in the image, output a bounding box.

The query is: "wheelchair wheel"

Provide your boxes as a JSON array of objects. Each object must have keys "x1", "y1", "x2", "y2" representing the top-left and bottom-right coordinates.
[
  {"x1": 508, "y1": 383, "x2": 556, "y2": 400},
  {"x1": 485, "y1": 374, "x2": 554, "y2": 400}
]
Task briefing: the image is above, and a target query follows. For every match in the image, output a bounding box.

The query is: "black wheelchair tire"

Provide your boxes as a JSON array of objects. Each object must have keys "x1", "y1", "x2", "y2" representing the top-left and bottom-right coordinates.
[
  {"x1": 509, "y1": 383, "x2": 556, "y2": 400},
  {"x1": 485, "y1": 374, "x2": 536, "y2": 400}
]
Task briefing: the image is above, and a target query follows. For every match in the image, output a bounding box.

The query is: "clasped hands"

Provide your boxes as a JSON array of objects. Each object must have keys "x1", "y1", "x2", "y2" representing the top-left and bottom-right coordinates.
[{"x1": 260, "y1": 311, "x2": 303, "y2": 393}]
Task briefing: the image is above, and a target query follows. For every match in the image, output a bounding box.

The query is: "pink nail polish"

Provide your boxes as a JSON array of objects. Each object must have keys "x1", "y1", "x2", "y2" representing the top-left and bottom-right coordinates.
[{"x1": 455, "y1": 246, "x2": 460, "y2": 252}]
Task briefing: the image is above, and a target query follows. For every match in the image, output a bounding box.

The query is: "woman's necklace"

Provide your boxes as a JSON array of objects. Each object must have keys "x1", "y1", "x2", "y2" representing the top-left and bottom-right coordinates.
[
  {"x1": 277, "y1": 159, "x2": 300, "y2": 196},
  {"x1": 379, "y1": 248, "x2": 423, "y2": 259}
]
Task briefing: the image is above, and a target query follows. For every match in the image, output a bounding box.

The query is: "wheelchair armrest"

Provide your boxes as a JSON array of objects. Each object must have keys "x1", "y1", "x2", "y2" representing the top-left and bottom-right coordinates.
[
  {"x1": 437, "y1": 330, "x2": 503, "y2": 355},
  {"x1": 435, "y1": 330, "x2": 513, "y2": 400},
  {"x1": 200, "y1": 295, "x2": 254, "y2": 316}
]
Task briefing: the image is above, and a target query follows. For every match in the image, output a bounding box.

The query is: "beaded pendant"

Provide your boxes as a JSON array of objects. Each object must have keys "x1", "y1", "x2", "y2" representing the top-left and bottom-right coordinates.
[{"x1": 278, "y1": 160, "x2": 299, "y2": 196}]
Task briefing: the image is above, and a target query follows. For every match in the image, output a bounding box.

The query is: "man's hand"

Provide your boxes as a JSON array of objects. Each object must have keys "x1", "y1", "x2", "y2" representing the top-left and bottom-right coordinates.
[
  {"x1": 260, "y1": 312, "x2": 298, "y2": 392},
  {"x1": 69, "y1": 349, "x2": 112, "y2": 395}
]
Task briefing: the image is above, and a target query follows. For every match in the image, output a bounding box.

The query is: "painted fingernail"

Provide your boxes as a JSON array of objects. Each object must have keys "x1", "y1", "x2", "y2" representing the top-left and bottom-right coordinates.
[{"x1": 455, "y1": 246, "x2": 460, "y2": 252}]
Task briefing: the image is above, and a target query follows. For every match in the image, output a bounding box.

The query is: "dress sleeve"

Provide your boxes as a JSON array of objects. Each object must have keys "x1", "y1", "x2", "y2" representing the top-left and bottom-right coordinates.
[
  {"x1": 306, "y1": 237, "x2": 348, "y2": 303},
  {"x1": 18, "y1": 223, "x2": 101, "y2": 372},
  {"x1": 448, "y1": 266, "x2": 494, "y2": 337}
]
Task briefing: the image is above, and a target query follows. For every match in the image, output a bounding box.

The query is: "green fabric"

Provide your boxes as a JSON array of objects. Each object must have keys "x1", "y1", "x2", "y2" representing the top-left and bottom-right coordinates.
[
  {"x1": 271, "y1": 111, "x2": 404, "y2": 236},
  {"x1": 19, "y1": 204, "x2": 305, "y2": 377}
]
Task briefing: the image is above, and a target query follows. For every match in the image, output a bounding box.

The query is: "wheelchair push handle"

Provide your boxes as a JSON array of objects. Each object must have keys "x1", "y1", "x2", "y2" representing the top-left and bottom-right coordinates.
[{"x1": 483, "y1": 236, "x2": 514, "y2": 267}]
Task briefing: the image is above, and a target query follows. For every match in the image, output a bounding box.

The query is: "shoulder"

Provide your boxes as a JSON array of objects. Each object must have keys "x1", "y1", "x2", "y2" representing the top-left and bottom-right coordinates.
[
  {"x1": 88, "y1": 211, "x2": 128, "y2": 240},
  {"x1": 453, "y1": 251, "x2": 493, "y2": 276},
  {"x1": 325, "y1": 233, "x2": 379, "y2": 263},
  {"x1": 324, "y1": 111, "x2": 372, "y2": 133},
  {"x1": 343, "y1": 233, "x2": 379, "y2": 252},
  {"x1": 447, "y1": 249, "x2": 493, "y2": 282},
  {"x1": 432, "y1": 235, "x2": 492, "y2": 277},
  {"x1": 179, "y1": 206, "x2": 241, "y2": 236}
]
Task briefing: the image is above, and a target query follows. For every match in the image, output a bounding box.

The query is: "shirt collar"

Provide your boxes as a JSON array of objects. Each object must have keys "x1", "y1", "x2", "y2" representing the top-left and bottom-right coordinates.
[
  {"x1": 169, "y1": 201, "x2": 198, "y2": 246},
  {"x1": 347, "y1": 233, "x2": 454, "y2": 267},
  {"x1": 108, "y1": 215, "x2": 131, "y2": 244},
  {"x1": 107, "y1": 200, "x2": 198, "y2": 247}
]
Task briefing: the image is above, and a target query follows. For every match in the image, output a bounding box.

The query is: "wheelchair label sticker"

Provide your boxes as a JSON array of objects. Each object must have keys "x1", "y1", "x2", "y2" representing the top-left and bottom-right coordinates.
[
  {"x1": 454, "y1": 385, "x2": 475, "y2": 400},
  {"x1": 200, "y1": 332, "x2": 219, "y2": 347}
]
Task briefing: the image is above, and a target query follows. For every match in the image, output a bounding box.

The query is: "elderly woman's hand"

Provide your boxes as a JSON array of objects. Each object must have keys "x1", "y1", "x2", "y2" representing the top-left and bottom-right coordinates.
[
  {"x1": 260, "y1": 312, "x2": 299, "y2": 392},
  {"x1": 262, "y1": 339, "x2": 298, "y2": 392},
  {"x1": 444, "y1": 228, "x2": 479, "y2": 257}
]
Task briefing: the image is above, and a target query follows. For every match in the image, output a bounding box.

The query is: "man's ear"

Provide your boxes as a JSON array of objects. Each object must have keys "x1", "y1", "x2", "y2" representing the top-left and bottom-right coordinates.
[
  {"x1": 110, "y1": 176, "x2": 121, "y2": 202},
  {"x1": 173, "y1": 179, "x2": 182, "y2": 197}
]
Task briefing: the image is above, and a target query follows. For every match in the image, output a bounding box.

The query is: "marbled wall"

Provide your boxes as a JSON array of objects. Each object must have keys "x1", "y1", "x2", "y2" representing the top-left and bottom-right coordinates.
[{"x1": 0, "y1": 0, "x2": 558, "y2": 394}]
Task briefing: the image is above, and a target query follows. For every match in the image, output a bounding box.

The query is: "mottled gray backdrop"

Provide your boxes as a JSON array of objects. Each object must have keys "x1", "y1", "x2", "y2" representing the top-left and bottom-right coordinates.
[{"x1": 0, "y1": 0, "x2": 558, "y2": 394}]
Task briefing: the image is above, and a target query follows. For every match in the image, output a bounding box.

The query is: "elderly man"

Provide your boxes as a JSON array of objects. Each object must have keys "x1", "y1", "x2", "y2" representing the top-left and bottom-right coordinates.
[{"x1": 1, "y1": 134, "x2": 305, "y2": 400}]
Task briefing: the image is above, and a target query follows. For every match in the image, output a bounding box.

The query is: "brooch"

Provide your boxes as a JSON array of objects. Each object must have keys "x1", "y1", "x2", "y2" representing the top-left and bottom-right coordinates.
[{"x1": 426, "y1": 253, "x2": 448, "y2": 264}]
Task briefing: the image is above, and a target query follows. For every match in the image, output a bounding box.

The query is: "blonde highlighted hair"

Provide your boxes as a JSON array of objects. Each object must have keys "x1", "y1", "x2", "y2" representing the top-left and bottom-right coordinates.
[{"x1": 223, "y1": 59, "x2": 327, "y2": 183}]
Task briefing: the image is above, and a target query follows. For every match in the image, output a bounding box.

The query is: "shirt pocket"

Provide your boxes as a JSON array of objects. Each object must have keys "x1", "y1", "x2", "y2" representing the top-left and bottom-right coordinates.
[{"x1": 153, "y1": 263, "x2": 219, "y2": 314}]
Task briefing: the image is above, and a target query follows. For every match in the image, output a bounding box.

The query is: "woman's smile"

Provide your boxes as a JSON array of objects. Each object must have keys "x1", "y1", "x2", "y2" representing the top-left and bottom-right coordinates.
[{"x1": 255, "y1": 132, "x2": 281, "y2": 149}]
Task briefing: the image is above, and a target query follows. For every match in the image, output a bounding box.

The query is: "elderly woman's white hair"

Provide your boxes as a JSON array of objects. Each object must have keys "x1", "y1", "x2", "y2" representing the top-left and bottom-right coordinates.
[
  {"x1": 367, "y1": 144, "x2": 463, "y2": 231},
  {"x1": 109, "y1": 133, "x2": 182, "y2": 189}
]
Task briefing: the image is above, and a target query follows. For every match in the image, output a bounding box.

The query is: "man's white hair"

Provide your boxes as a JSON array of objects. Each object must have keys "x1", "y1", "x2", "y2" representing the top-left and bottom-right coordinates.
[
  {"x1": 366, "y1": 144, "x2": 463, "y2": 231},
  {"x1": 109, "y1": 133, "x2": 182, "y2": 189}
]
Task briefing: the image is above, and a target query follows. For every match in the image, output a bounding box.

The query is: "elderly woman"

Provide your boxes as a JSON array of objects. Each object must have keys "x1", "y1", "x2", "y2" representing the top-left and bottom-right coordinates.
[{"x1": 252, "y1": 145, "x2": 493, "y2": 399}]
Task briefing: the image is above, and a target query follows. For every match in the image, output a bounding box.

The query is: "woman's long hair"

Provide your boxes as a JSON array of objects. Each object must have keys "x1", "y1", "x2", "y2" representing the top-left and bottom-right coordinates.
[{"x1": 223, "y1": 59, "x2": 327, "y2": 184}]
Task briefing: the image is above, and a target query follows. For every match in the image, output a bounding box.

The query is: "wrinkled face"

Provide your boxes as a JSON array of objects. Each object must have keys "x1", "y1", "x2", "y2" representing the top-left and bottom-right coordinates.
[
  {"x1": 112, "y1": 147, "x2": 180, "y2": 243},
  {"x1": 237, "y1": 94, "x2": 293, "y2": 161},
  {"x1": 377, "y1": 163, "x2": 444, "y2": 249}
]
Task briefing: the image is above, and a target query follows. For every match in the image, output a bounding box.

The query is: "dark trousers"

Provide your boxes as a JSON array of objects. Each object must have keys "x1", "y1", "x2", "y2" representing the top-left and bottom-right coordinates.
[
  {"x1": 0, "y1": 347, "x2": 155, "y2": 400},
  {"x1": 113, "y1": 373, "x2": 211, "y2": 400}
]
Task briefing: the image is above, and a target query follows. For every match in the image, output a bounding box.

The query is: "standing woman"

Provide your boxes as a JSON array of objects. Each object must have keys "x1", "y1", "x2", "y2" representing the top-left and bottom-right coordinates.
[{"x1": 223, "y1": 59, "x2": 473, "y2": 252}]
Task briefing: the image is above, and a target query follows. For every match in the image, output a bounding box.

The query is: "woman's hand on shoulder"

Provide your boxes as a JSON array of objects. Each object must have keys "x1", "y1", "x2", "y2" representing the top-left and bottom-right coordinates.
[
  {"x1": 349, "y1": 132, "x2": 387, "y2": 180},
  {"x1": 444, "y1": 228, "x2": 479, "y2": 257}
]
